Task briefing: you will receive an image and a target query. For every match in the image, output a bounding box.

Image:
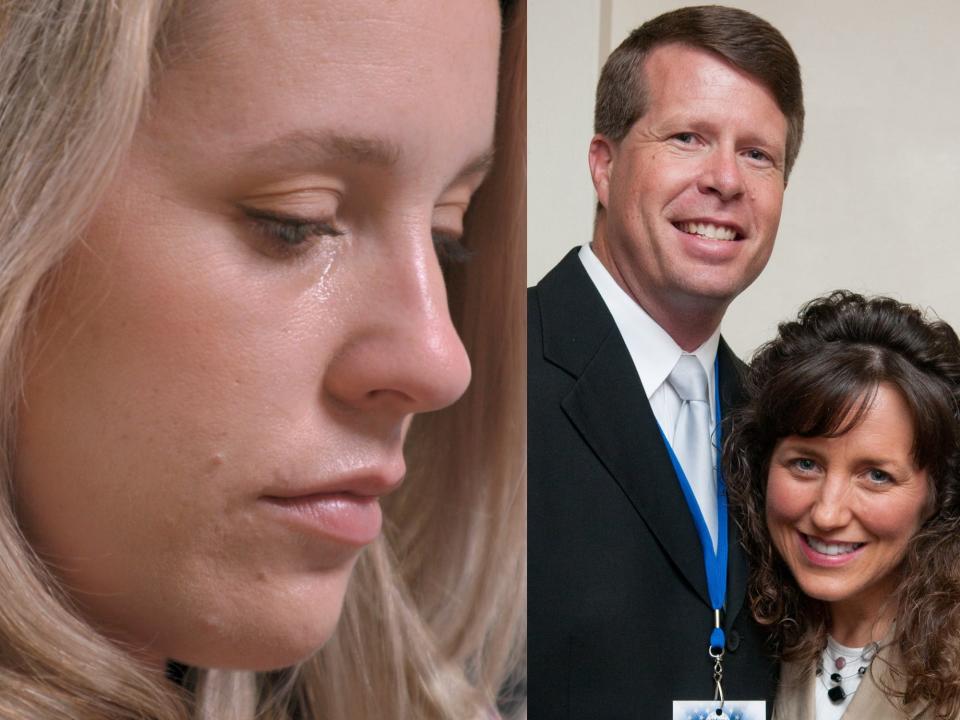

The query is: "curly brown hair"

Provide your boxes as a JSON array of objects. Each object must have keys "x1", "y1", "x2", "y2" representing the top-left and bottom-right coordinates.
[{"x1": 724, "y1": 290, "x2": 960, "y2": 716}]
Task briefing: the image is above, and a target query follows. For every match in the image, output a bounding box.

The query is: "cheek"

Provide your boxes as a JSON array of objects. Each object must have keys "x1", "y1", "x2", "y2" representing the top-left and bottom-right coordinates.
[
  {"x1": 765, "y1": 471, "x2": 806, "y2": 536},
  {"x1": 749, "y1": 180, "x2": 785, "y2": 234},
  {"x1": 637, "y1": 154, "x2": 695, "y2": 201},
  {"x1": 766, "y1": 471, "x2": 797, "y2": 519},
  {"x1": 14, "y1": 198, "x2": 325, "y2": 566},
  {"x1": 13, "y1": 205, "x2": 353, "y2": 666},
  {"x1": 617, "y1": 157, "x2": 691, "y2": 247},
  {"x1": 860, "y1": 497, "x2": 926, "y2": 546}
]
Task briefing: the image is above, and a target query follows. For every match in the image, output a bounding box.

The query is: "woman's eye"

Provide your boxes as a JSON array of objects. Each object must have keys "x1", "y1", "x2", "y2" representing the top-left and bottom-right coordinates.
[
  {"x1": 866, "y1": 468, "x2": 893, "y2": 485},
  {"x1": 432, "y1": 231, "x2": 473, "y2": 269},
  {"x1": 790, "y1": 457, "x2": 818, "y2": 473},
  {"x1": 243, "y1": 207, "x2": 344, "y2": 253}
]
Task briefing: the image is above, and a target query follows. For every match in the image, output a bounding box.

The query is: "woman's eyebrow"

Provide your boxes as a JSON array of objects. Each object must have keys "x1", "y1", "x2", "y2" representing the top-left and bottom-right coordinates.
[
  {"x1": 238, "y1": 130, "x2": 495, "y2": 185},
  {"x1": 449, "y1": 147, "x2": 495, "y2": 187},
  {"x1": 775, "y1": 440, "x2": 825, "y2": 461},
  {"x1": 240, "y1": 130, "x2": 402, "y2": 170}
]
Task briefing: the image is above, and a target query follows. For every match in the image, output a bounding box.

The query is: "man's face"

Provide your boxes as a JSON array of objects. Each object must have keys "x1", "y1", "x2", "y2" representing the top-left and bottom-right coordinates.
[{"x1": 592, "y1": 42, "x2": 788, "y2": 319}]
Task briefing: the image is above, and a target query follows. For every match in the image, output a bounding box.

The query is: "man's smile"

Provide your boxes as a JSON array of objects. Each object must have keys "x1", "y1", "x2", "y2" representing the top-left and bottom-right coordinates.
[{"x1": 673, "y1": 220, "x2": 743, "y2": 241}]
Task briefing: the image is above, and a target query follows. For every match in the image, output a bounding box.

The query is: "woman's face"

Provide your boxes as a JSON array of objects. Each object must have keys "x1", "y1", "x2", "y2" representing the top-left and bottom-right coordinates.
[
  {"x1": 14, "y1": 0, "x2": 499, "y2": 670},
  {"x1": 765, "y1": 383, "x2": 931, "y2": 620}
]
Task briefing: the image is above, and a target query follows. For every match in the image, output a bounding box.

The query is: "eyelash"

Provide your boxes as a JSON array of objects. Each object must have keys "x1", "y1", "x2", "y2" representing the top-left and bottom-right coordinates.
[
  {"x1": 786, "y1": 458, "x2": 895, "y2": 485},
  {"x1": 244, "y1": 207, "x2": 344, "y2": 251},
  {"x1": 670, "y1": 134, "x2": 773, "y2": 165},
  {"x1": 789, "y1": 457, "x2": 818, "y2": 474},
  {"x1": 745, "y1": 148, "x2": 772, "y2": 164},
  {"x1": 866, "y1": 468, "x2": 893, "y2": 485},
  {"x1": 432, "y1": 231, "x2": 473, "y2": 269},
  {"x1": 243, "y1": 207, "x2": 472, "y2": 266}
]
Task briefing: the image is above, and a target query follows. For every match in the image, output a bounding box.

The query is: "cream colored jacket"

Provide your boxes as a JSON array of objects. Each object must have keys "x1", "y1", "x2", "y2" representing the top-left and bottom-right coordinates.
[{"x1": 772, "y1": 646, "x2": 938, "y2": 720}]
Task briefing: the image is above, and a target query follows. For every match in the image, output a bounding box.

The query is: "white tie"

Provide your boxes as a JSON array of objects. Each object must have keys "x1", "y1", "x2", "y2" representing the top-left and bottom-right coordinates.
[{"x1": 667, "y1": 355, "x2": 718, "y2": 550}]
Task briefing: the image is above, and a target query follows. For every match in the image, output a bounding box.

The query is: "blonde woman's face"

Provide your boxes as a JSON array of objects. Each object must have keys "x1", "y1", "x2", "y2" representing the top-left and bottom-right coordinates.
[{"x1": 14, "y1": 0, "x2": 498, "y2": 670}]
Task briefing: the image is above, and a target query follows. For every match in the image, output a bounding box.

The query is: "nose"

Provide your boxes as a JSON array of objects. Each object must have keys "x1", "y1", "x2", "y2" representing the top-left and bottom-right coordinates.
[
  {"x1": 697, "y1": 146, "x2": 745, "y2": 202},
  {"x1": 324, "y1": 232, "x2": 472, "y2": 417},
  {"x1": 808, "y1": 474, "x2": 854, "y2": 532}
]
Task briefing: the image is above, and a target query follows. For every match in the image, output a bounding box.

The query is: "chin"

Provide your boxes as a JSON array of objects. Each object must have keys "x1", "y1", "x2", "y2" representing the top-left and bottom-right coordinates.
[
  {"x1": 168, "y1": 609, "x2": 344, "y2": 672},
  {"x1": 678, "y1": 275, "x2": 752, "y2": 304},
  {"x1": 792, "y1": 574, "x2": 852, "y2": 605},
  {"x1": 163, "y1": 574, "x2": 354, "y2": 671}
]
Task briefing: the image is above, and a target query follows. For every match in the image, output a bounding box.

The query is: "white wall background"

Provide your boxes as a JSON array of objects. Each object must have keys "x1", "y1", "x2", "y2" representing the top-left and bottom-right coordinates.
[{"x1": 529, "y1": 0, "x2": 960, "y2": 358}]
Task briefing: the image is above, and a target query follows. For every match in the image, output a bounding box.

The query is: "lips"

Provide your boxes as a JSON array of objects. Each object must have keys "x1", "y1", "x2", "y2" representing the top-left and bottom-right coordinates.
[
  {"x1": 263, "y1": 492, "x2": 384, "y2": 546},
  {"x1": 261, "y1": 464, "x2": 404, "y2": 546},
  {"x1": 263, "y1": 471, "x2": 403, "y2": 500},
  {"x1": 798, "y1": 531, "x2": 867, "y2": 568}
]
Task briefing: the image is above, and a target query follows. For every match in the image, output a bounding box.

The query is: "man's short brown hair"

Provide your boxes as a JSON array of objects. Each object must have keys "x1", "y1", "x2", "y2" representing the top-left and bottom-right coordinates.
[{"x1": 594, "y1": 5, "x2": 804, "y2": 179}]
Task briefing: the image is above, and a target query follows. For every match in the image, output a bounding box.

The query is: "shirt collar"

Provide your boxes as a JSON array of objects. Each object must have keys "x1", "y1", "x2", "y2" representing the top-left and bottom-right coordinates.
[{"x1": 578, "y1": 244, "x2": 721, "y2": 399}]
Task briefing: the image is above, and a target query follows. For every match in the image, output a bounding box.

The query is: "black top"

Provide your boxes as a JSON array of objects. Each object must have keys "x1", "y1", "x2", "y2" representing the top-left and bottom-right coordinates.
[{"x1": 527, "y1": 249, "x2": 778, "y2": 719}]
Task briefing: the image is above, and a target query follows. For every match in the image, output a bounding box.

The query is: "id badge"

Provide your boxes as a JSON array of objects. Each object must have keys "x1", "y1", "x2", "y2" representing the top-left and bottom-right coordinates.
[{"x1": 672, "y1": 700, "x2": 766, "y2": 720}]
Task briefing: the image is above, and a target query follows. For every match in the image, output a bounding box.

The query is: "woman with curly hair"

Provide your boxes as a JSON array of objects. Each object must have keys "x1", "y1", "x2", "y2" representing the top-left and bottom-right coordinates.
[
  {"x1": 0, "y1": 0, "x2": 525, "y2": 718},
  {"x1": 725, "y1": 291, "x2": 960, "y2": 719}
]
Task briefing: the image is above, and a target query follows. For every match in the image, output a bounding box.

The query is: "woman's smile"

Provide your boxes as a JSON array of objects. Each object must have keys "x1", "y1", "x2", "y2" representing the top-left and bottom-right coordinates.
[
  {"x1": 766, "y1": 383, "x2": 931, "y2": 618},
  {"x1": 796, "y1": 531, "x2": 867, "y2": 567}
]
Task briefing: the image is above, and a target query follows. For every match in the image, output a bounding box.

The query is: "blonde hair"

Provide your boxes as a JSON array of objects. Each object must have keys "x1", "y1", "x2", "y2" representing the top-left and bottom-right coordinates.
[{"x1": 0, "y1": 1, "x2": 526, "y2": 718}]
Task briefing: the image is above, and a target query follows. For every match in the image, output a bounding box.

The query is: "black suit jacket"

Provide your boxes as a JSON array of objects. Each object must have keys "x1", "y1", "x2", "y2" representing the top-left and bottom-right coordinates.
[{"x1": 528, "y1": 249, "x2": 777, "y2": 719}]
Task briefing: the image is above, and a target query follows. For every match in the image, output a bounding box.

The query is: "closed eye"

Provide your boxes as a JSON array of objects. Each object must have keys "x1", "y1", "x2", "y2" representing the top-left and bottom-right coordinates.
[
  {"x1": 242, "y1": 206, "x2": 344, "y2": 253},
  {"x1": 432, "y1": 231, "x2": 473, "y2": 270}
]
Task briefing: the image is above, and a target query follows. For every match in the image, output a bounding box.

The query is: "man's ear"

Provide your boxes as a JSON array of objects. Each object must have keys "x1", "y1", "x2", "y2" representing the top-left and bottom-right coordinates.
[{"x1": 588, "y1": 134, "x2": 615, "y2": 209}]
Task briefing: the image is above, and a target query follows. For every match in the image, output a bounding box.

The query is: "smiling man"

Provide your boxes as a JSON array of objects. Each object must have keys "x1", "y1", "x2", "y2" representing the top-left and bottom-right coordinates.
[{"x1": 528, "y1": 6, "x2": 804, "y2": 717}]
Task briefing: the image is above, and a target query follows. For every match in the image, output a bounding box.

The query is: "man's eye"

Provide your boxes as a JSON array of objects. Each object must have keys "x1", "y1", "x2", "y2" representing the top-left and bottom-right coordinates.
[
  {"x1": 672, "y1": 132, "x2": 696, "y2": 144},
  {"x1": 745, "y1": 148, "x2": 772, "y2": 164}
]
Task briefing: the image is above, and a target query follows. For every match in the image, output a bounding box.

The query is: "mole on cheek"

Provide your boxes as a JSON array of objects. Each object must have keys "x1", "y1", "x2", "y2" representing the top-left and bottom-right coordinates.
[{"x1": 207, "y1": 453, "x2": 225, "y2": 474}]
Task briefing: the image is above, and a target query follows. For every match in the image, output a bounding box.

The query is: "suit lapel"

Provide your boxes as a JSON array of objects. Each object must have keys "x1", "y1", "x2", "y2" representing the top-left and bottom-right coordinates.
[
  {"x1": 537, "y1": 250, "x2": 711, "y2": 605},
  {"x1": 536, "y1": 251, "x2": 760, "y2": 614},
  {"x1": 562, "y1": 330, "x2": 712, "y2": 604}
]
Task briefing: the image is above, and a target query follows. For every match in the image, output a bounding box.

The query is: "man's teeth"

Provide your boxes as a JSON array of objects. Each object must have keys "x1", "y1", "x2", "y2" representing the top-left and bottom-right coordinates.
[
  {"x1": 679, "y1": 221, "x2": 737, "y2": 241},
  {"x1": 806, "y1": 535, "x2": 864, "y2": 556}
]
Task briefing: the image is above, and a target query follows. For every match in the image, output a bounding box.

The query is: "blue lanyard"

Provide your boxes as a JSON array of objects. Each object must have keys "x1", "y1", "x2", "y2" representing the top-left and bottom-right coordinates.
[{"x1": 657, "y1": 356, "x2": 728, "y2": 653}]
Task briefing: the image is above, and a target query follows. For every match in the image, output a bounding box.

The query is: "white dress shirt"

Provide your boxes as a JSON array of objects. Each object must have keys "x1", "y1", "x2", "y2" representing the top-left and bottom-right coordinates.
[{"x1": 579, "y1": 244, "x2": 722, "y2": 547}]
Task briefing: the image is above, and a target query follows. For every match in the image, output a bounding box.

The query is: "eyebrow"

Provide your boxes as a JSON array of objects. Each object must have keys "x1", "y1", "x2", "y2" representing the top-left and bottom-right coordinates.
[
  {"x1": 240, "y1": 130, "x2": 400, "y2": 169},
  {"x1": 452, "y1": 147, "x2": 496, "y2": 186},
  {"x1": 776, "y1": 441, "x2": 826, "y2": 462},
  {"x1": 240, "y1": 130, "x2": 496, "y2": 186}
]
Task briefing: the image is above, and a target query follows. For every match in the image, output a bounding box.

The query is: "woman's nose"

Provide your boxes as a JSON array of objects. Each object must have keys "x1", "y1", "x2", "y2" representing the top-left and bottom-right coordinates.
[
  {"x1": 324, "y1": 237, "x2": 471, "y2": 417},
  {"x1": 809, "y1": 475, "x2": 854, "y2": 532}
]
